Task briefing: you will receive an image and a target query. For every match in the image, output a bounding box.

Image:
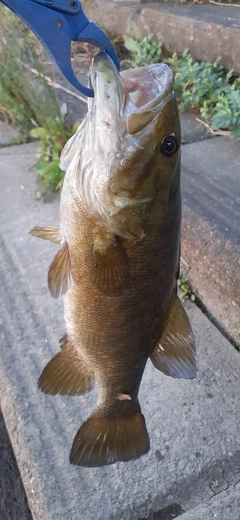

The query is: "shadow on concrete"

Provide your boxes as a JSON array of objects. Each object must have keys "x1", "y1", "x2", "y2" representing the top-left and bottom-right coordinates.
[{"x1": 0, "y1": 409, "x2": 32, "y2": 520}]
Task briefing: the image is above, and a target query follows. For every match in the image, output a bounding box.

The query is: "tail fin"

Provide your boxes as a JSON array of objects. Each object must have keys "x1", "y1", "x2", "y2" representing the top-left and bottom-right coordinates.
[{"x1": 70, "y1": 402, "x2": 150, "y2": 467}]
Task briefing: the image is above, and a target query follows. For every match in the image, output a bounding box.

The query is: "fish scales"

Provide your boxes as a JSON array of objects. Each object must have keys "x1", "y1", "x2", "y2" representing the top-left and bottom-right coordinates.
[
  {"x1": 30, "y1": 52, "x2": 196, "y2": 467},
  {"x1": 61, "y1": 183, "x2": 179, "y2": 395}
]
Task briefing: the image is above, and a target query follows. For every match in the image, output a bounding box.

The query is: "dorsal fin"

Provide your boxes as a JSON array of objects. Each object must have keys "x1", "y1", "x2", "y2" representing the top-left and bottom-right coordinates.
[{"x1": 29, "y1": 226, "x2": 61, "y2": 244}]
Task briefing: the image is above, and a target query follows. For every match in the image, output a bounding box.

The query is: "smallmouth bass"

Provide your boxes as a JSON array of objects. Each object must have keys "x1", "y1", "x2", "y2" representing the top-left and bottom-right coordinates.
[{"x1": 30, "y1": 52, "x2": 196, "y2": 467}]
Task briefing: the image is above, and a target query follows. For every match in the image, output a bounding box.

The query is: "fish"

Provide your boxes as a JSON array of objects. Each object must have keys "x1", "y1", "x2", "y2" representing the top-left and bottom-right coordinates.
[{"x1": 29, "y1": 52, "x2": 196, "y2": 467}]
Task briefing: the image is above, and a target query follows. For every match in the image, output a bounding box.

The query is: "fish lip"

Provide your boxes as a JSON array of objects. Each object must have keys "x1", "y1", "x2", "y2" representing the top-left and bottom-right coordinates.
[
  {"x1": 90, "y1": 53, "x2": 174, "y2": 122},
  {"x1": 121, "y1": 63, "x2": 174, "y2": 113},
  {"x1": 90, "y1": 52, "x2": 128, "y2": 116}
]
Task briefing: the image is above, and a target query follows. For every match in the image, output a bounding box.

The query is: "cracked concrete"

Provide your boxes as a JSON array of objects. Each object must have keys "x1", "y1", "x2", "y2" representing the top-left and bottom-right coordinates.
[{"x1": 180, "y1": 481, "x2": 240, "y2": 520}]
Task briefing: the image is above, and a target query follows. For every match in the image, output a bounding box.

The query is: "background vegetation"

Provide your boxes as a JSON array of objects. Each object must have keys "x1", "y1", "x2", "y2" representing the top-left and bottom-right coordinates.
[
  {"x1": 124, "y1": 23, "x2": 240, "y2": 139},
  {"x1": 0, "y1": 5, "x2": 77, "y2": 190},
  {"x1": 0, "y1": 7, "x2": 239, "y2": 192}
]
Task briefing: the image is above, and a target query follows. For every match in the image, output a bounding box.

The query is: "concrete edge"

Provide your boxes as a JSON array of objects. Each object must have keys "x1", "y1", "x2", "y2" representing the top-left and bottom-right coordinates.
[
  {"x1": 0, "y1": 366, "x2": 47, "y2": 520},
  {"x1": 181, "y1": 205, "x2": 240, "y2": 348},
  {"x1": 85, "y1": 1, "x2": 240, "y2": 75}
]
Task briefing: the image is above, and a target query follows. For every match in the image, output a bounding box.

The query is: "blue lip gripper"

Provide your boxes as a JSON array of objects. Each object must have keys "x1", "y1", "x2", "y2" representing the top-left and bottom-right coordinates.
[{"x1": 0, "y1": 0, "x2": 120, "y2": 97}]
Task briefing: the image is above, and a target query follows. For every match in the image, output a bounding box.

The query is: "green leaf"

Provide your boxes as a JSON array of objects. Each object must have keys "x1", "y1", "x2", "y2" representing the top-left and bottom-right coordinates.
[
  {"x1": 123, "y1": 36, "x2": 137, "y2": 53},
  {"x1": 232, "y1": 124, "x2": 240, "y2": 138},
  {"x1": 129, "y1": 21, "x2": 138, "y2": 40},
  {"x1": 71, "y1": 121, "x2": 81, "y2": 135},
  {"x1": 29, "y1": 127, "x2": 48, "y2": 140}
]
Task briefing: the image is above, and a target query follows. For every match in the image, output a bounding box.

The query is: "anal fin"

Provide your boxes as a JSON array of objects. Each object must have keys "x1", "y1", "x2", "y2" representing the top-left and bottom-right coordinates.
[
  {"x1": 48, "y1": 241, "x2": 71, "y2": 298},
  {"x1": 89, "y1": 235, "x2": 129, "y2": 295},
  {"x1": 38, "y1": 335, "x2": 94, "y2": 396},
  {"x1": 29, "y1": 226, "x2": 61, "y2": 244},
  {"x1": 151, "y1": 295, "x2": 196, "y2": 379}
]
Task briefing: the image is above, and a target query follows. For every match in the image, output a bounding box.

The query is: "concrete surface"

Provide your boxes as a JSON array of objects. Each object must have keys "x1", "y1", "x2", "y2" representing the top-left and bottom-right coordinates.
[
  {"x1": 0, "y1": 408, "x2": 32, "y2": 520},
  {"x1": 0, "y1": 139, "x2": 240, "y2": 519},
  {"x1": 181, "y1": 134, "x2": 240, "y2": 347},
  {"x1": 0, "y1": 121, "x2": 21, "y2": 146},
  {"x1": 179, "y1": 481, "x2": 240, "y2": 520},
  {"x1": 180, "y1": 111, "x2": 212, "y2": 144},
  {"x1": 85, "y1": 0, "x2": 240, "y2": 75}
]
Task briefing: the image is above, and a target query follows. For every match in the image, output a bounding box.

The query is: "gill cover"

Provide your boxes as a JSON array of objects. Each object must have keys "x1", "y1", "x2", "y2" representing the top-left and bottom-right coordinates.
[{"x1": 60, "y1": 53, "x2": 177, "y2": 239}]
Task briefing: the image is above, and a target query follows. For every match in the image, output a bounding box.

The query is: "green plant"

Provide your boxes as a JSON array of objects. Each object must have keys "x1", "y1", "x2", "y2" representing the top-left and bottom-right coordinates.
[
  {"x1": 167, "y1": 50, "x2": 240, "y2": 138},
  {"x1": 30, "y1": 109, "x2": 80, "y2": 191},
  {"x1": 178, "y1": 273, "x2": 195, "y2": 302},
  {"x1": 209, "y1": 87, "x2": 240, "y2": 138},
  {"x1": 0, "y1": 5, "x2": 61, "y2": 136},
  {"x1": 123, "y1": 27, "x2": 240, "y2": 138},
  {"x1": 123, "y1": 22, "x2": 162, "y2": 67},
  {"x1": 0, "y1": 5, "x2": 79, "y2": 190}
]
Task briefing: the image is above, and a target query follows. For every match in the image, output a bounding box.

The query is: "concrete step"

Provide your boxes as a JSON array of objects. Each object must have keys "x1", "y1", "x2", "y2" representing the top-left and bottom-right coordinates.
[
  {"x1": 85, "y1": 0, "x2": 240, "y2": 75},
  {"x1": 181, "y1": 132, "x2": 240, "y2": 347}
]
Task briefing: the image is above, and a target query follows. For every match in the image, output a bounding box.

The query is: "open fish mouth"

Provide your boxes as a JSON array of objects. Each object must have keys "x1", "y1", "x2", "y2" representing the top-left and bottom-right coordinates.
[{"x1": 89, "y1": 52, "x2": 174, "y2": 133}]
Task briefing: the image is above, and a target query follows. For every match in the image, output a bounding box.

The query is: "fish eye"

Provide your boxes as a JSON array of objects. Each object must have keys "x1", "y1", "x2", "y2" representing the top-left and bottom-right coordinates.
[{"x1": 161, "y1": 134, "x2": 179, "y2": 157}]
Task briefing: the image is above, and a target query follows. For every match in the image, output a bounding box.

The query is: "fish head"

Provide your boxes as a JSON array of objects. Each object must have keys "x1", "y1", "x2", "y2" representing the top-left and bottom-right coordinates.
[{"x1": 60, "y1": 52, "x2": 181, "y2": 239}]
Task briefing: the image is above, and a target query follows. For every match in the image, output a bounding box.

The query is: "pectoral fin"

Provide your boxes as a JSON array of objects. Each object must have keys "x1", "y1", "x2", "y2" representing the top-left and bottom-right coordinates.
[
  {"x1": 151, "y1": 295, "x2": 196, "y2": 379},
  {"x1": 38, "y1": 335, "x2": 94, "y2": 396},
  {"x1": 89, "y1": 235, "x2": 129, "y2": 294},
  {"x1": 48, "y1": 241, "x2": 71, "y2": 298},
  {"x1": 29, "y1": 226, "x2": 61, "y2": 244}
]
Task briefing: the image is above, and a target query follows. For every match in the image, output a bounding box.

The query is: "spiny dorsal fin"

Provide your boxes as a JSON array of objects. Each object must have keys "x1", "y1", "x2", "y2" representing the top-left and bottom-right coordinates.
[
  {"x1": 38, "y1": 335, "x2": 94, "y2": 396},
  {"x1": 89, "y1": 235, "x2": 129, "y2": 295},
  {"x1": 29, "y1": 226, "x2": 61, "y2": 244},
  {"x1": 151, "y1": 295, "x2": 196, "y2": 379},
  {"x1": 70, "y1": 401, "x2": 150, "y2": 467},
  {"x1": 48, "y1": 241, "x2": 71, "y2": 298}
]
